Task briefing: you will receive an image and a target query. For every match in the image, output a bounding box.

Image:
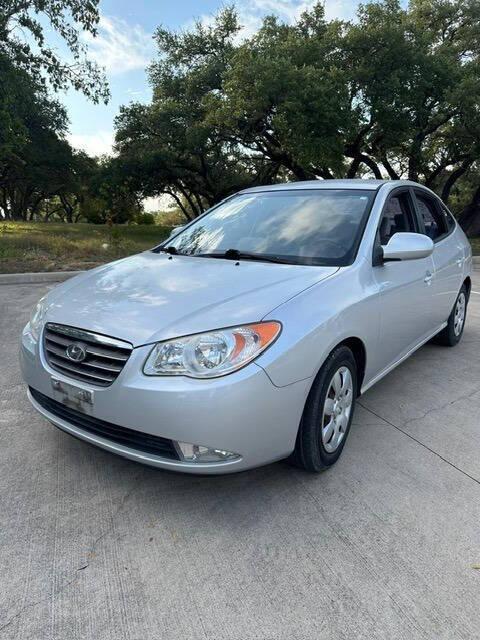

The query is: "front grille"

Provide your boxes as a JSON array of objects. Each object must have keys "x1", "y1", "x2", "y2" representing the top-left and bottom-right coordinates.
[
  {"x1": 30, "y1": 387, "x2": 180, "y2": 460},
  {"x1": 43, "y1": 323, "x2": 132, "y2": 387}
]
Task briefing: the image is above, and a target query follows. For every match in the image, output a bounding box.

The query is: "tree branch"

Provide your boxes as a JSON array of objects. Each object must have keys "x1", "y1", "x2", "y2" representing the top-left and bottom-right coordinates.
[{"x1": 441, "y1": 159, "x2": 473, "y2": 203}]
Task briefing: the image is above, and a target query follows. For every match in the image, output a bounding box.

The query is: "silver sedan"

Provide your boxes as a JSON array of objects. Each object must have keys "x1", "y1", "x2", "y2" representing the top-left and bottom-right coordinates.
[{"x1": 20, "y1": 180, "x2": 472, "y2": 474}]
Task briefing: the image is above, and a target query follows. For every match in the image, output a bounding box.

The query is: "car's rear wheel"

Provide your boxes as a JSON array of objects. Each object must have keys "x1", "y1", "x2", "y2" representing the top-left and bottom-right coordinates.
[
  {"x1": 289, "y1": 345, "x2": 357, "y2": 472},
  {"x1": 434, "y1": 284, "x2": 468, "y2": 347}
]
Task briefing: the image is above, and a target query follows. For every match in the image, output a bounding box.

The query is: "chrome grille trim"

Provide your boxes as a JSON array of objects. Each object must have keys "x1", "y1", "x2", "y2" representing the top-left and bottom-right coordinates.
[
  {"x1": 46, "y1": 323, "x2": 130, "y2": 349},
  {"x1": 43, "y1": 323, "x2": 132, "y2": 387}
]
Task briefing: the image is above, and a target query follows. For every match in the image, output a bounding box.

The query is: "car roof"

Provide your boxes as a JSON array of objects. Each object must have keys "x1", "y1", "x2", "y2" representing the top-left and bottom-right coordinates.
[{"x1": 240, "y1": 179, "x2": 423, "y2": 194}]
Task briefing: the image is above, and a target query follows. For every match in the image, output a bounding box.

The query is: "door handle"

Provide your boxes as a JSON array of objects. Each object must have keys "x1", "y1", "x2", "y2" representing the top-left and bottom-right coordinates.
[
  {"x1": 456, "y1": 258, "x2": 463, "y2": 268},
  {"x1": 424, "y1": 271, "x2": 433, "y2": 285}
]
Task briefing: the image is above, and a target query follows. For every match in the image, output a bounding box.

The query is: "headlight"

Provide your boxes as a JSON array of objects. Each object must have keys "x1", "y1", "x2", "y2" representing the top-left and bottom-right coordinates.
[
  {"x1": 143, "y1": 321, "x2": 281, "y2": 378},
  {"x1": 29, "y1": 296, "x2": 47, "y2": 341}
]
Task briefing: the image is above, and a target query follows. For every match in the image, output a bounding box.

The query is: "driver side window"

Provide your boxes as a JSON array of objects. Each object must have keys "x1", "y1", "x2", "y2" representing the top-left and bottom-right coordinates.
[{"x1": 379, "y1": 192, "x2": 415, "y2": 246}]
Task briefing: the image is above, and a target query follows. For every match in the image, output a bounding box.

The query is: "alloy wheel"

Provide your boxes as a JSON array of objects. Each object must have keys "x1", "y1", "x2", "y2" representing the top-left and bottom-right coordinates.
[
  {"x1": 321, "y1": 366, "x2": 354, "y2": 453},
  {"x1": 453, "y1": 292, "x2": 466, "y2": 337}
]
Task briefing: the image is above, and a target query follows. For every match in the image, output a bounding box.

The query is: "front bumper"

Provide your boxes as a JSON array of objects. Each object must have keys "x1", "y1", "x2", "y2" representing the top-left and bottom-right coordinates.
[{"x1": 20, "y1": 325, "x2": 311, "y2": 474}]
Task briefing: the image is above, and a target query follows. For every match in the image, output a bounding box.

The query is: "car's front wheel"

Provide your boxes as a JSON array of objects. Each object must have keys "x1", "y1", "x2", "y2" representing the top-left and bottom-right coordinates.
[{"x1": 290, "y1": 345, "x2": 357, "y2": 472}]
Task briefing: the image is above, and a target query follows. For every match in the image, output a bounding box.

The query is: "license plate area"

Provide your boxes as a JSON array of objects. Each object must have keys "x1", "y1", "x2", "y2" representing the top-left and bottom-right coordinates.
[{"x1": 51, "y1": 377, "x2": 94, "y2": 414}]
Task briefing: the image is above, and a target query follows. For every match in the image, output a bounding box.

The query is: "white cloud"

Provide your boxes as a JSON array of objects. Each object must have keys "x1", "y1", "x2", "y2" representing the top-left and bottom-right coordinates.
[
  {"x1": 193, "y1": 1, "x2": 359, "y2": 42},
  {"x1": 82, "y1": 15, "x2": 154, "y2": 75},
  {"x1": 323, "y1": 0, "x2": 359, "y2": 20},
  {"x1": 126, "y1": 88, "x2": 146, "y2": 98},
  {"x1": 68, "y1": 130, "x2": 115, "y2": 157},
  {"x1": 245, "y1": 0, "x2": 359, "y2": 25},
  {"x1": 247, "y1": 0, "x2": 311, "y2": 23}
]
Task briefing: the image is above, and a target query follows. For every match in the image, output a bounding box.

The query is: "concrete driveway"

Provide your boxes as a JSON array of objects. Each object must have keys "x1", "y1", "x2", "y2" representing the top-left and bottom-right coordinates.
[{"x1": 1, "y1": 275, "x2": 479, "y2": 640}]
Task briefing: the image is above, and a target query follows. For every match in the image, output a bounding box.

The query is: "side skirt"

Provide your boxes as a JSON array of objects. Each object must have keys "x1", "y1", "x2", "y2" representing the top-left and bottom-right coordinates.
[{"x1": 360, "y1": 322, "x2": 448, "y2": 395}]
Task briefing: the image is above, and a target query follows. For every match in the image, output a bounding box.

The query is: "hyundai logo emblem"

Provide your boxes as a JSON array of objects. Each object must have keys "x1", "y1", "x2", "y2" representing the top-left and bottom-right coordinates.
[{"x1": 65, "y1": 343, "x2": 87, "y2": 363}]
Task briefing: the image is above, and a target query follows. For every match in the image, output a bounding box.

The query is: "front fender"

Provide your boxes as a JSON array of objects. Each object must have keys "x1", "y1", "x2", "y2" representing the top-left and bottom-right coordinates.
[{"x1": 256, "y1": 262, "x2": 380, "y2": 388}]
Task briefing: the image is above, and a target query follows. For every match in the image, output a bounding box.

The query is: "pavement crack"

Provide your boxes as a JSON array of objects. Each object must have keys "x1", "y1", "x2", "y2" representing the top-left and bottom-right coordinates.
[
  {"x1": 401, "y1": 388, "x2": 480, "y2": 428},
  {"x1": 0, "y1": 469, "x2": 147, "y2": 636},
  {"x1": 357, "y1": 401, "x2": 480, "y2": 487},
  {"x1": 83, "y1": 469, "x2": 146, "y2": 564},
  {"x1": 0, "y1": 574, "x2": 79, "y2": 635}
]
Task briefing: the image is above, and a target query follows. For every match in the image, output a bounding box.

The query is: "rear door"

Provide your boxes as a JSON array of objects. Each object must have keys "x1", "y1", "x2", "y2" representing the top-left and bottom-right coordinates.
[
  {"x1": 373, "y1": 188, "x2": 436, "y2": 373},
  {"x1": 412, "y1": 190, "x2": 464, "y2": 326}
]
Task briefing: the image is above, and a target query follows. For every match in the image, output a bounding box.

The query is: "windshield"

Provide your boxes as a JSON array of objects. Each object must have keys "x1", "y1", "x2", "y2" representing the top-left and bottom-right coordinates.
[{"x1": 159, "y1": 189, "x2": 376, "y2": 266}]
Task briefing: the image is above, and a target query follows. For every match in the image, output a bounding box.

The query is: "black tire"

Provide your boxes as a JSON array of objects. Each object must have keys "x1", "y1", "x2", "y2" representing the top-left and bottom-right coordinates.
[
  {"x1": 289, "y1": 345, "x2": 357, "y2": 473},
  {"x1": 433, "y1": 284, "x2": 468, "y2": 347}
]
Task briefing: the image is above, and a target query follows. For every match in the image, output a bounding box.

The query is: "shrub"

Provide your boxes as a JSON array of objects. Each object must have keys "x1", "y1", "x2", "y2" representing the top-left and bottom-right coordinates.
[{"x1": 136, "y1": 212, "x2": 156, "y2": 225}]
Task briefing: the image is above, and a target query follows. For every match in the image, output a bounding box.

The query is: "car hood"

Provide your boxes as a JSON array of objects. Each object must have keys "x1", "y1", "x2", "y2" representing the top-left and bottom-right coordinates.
[{"x1": 44, "y1": 252, "x2": 338, "y2": 347}]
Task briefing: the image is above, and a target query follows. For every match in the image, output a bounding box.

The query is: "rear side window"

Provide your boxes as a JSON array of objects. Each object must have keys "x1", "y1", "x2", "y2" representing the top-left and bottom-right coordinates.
[
  {"x1": 439, "y1": 203, "x2": 456, "y2": 232},
  {"x1": 415, "y1": 194, "x2": 447, "y2": 241},
  {"x1": 378, "y1": 192, "x2": 415, "y2": 245}
]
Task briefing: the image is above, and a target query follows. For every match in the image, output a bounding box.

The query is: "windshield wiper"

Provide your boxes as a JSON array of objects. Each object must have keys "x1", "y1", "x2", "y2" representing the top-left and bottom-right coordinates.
[
  {"x1": 195, "y1": 249, "x2": 293, "y2": 264},
  {"x1": 157, "y1": 246, "x2": 179, "y2": 255}
]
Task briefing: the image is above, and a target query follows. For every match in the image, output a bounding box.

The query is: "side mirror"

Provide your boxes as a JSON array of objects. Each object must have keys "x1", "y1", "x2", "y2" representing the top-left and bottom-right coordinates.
[{"x1": 382, "y1": 232, "x2": 434, "y2": 262}]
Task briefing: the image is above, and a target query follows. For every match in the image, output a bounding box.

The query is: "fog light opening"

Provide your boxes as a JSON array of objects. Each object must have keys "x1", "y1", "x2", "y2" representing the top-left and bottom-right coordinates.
[{"x1": 176, "y1": 441, "x2": 240, "y2": 463}]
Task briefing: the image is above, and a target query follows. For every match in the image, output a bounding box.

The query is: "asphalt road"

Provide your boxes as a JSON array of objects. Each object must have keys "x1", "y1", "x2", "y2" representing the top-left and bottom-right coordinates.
[{"x1": 1, "y1": 274, "x2": 479, "y2": 640}]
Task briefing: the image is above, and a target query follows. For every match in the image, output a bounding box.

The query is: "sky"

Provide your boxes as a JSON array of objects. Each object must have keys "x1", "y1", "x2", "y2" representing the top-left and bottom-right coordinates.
[{"x1": 62, "y1": 0, "x2": 363, "y2": 158}]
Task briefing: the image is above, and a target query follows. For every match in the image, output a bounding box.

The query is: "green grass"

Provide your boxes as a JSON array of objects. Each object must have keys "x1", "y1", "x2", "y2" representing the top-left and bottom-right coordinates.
[{"x1": 0, "y1": 221, "x2": 174, "y2": 273}]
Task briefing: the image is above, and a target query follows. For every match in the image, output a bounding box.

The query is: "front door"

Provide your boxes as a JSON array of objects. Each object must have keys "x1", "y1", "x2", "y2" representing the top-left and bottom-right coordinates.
[{"x1": 372, "y1": 189, "x2": 436, "y2": 375}]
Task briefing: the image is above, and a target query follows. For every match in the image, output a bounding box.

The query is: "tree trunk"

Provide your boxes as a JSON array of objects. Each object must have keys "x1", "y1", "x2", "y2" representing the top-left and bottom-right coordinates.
[
  {"x1": 457, "y1": 184, "x2": 480, "y2": 237},
  {"x1": 441, "y1": 160, "x2": 472, "y2": 203},
  {"x1": 164, "y1": 190, "x2": 195, "y2": 221},
  {"x1": 193, "y1": 192, "x2": 205, "y2": 214},
  {"x1": 346, "y1": 154, "x2": 383, "y2": 179},
  {"x1": 60, "y1": 194, "x2": 75, "y2": 222},
  {"x1": 381, "y1": 156, "x2": 400, "y2": 180}
]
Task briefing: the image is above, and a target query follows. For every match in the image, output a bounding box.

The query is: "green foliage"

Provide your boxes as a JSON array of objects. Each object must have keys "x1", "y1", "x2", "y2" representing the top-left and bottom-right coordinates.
[
  {"x1": 78, "y1": 157, "x2": 144, "y2": 224},
  {"x1": 211, "y1": 5, "x2": 351, "y2": 179},
  {"x1": 2, "y1": 0, "x2": 480, "y2": 237},
  {"x1": 341, "y1": 0, "x2": 480, "y2": 190},
  {"x1": 0, "y1": 0, "x2": 109, "y2": 103},
  {"x1": 0, "y1": 0, "x2": 109, "y2": 223},
  {"x1": 114, "y1": 1, "x2": 480, "y2": 233},
  {"x1": 115, "y1": 7, "x2": 283, "y2": 221},
  {"x1": 135, "y1": 213, "x2": 156, "y2": 225},
  {"x1": 0, "y1": 54, "x2": 74, "y2": 220},
  {"x1": 0, "y1": 62, "x2": 139, "y2": 224}
]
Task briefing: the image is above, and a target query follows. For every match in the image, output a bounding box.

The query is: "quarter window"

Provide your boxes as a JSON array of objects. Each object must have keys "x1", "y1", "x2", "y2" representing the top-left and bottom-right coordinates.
[
  {"x1": 378, "y1": 193, "x2": 414, "y2": 245},
  {"x1": 439, "y1": 203, "x2": 456, "y2": 232},
  {"x1": 415, "y1": 194, "x2": 447, "y2": 241}
]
